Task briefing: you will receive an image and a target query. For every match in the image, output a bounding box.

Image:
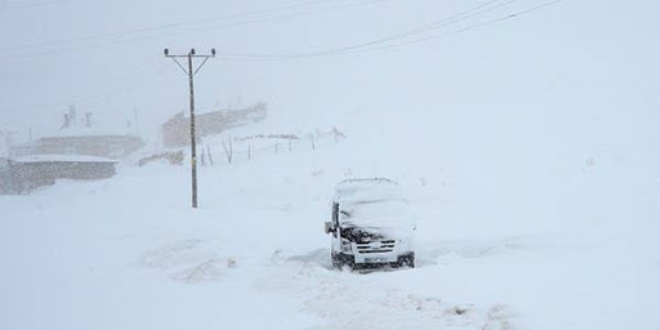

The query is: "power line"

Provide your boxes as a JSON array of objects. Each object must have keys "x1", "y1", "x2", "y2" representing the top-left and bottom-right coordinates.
[
  {"x1": 0, "y1": 0, "x2": 328, "y2": 51},
  {"x1": 322, "y1": 0, "x2": 516, "y2": 55},
  {"x1": 367, "y1": 0, "x2": 564, "y2": 52},
  {"x1": 0, "y1": 0, "x2": 68, "y2": 12},
  {"x1": 220, "y1": 0, "x2": 563, "y2": 61},
  {"x1": 0, "y1": 0, "x2": 390, "y2": 58},
  {"x1": 221, "y1": 0, "x2": 517, "y2": 60},
  {"x1": 0, "y1": 0, "x2": 564, "y2": 119}
]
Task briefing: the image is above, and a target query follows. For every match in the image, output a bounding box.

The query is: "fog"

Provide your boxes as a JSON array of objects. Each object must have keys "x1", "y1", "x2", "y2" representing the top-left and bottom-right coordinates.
[
  {"x1": 1, "y1": 0, "x2": 657, "y2": 149},
  {"x1": 1, "y1": 2, "x2": 659, "y2": 329}
]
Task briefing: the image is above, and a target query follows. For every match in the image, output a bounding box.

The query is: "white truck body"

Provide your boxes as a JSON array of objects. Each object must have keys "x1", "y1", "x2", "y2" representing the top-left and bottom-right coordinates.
[{"x1": 326, "y1": 178, "x2": 416, "y2": 269}]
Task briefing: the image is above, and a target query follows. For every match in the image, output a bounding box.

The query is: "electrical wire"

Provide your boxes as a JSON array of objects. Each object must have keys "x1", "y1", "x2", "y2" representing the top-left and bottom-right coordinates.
[
  {"x1": 367, "y1": 0, "x2": 563, "y2": 52},
  {"x1": 0, "y1": 0, "x2": 390, "y2": 57},
  {"x1": 220, "y1": 0, "x2": 563, "y2": 61},
  {"x1": 0, "y1": 0, "x2": 67, "y2": 13},
  {"x1": 221, "y1": 0, "x2": 518, "y2": 60},
  {"x1": 0, "y1": 0, "x2": 564, "y2": 116}
]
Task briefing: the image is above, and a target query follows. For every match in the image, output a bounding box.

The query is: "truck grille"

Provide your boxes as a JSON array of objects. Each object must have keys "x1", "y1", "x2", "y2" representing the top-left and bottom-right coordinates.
[{"x1": 356, "y1": 240, "x2": 395, "y2": 254}]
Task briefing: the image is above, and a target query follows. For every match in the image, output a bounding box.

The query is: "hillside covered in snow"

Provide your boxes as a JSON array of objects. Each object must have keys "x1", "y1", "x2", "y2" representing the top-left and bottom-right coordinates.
[
  {"x1": 2, "y1": 97, "x2": 659, "y2": 329},
  {"x1": 1, "y1": 0, "x2": 659, "y2": 329}
]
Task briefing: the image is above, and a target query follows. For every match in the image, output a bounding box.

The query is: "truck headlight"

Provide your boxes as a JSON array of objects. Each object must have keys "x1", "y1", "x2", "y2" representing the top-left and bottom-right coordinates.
[{"x1": 341, "y1": 239, "x2": 353, "y2": 253}]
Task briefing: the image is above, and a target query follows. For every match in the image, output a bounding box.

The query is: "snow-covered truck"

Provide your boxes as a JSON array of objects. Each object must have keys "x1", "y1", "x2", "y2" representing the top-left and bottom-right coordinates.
[{"x1": 324, "y1": 178, "x2": 416, "y2": 270}]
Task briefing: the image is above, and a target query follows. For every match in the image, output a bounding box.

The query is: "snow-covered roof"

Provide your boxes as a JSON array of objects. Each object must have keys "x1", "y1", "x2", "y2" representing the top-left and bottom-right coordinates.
[
  {"x1": 47, "y1": 126, "x2": 139, "y2": 138},
  {"x1": 334, "y1": 178, "x2": 415, "y2": 230},
  {"x1": 11, "y1": 154, "x2": 117, "y2": 163}
]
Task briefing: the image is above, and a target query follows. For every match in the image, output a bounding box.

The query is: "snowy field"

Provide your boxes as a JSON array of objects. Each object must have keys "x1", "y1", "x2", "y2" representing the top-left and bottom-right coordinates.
[
  {"x1": 2, "y1": 104, "x2": 659, "y2": 330},
  {"x1": 1, "y1": 0, "x2": 659, "y2": 329}
]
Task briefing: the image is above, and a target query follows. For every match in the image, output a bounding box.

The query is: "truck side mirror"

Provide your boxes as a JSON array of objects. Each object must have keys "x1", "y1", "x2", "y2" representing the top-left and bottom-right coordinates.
[{"x1": 324, "y1": 221, "x2": 333, "y2": 234}]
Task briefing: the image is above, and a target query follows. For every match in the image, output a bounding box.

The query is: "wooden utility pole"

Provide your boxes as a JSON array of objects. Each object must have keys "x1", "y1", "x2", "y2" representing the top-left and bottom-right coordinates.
[{"x1": 164, "y1": 48, "x2": 216, "y2": 208}]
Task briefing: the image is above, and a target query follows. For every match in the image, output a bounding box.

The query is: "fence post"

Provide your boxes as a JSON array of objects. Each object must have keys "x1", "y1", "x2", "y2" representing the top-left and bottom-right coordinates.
[
  {"x1": 207, "y1": 145, "x2": 214, "y2": 165},
  {"x1": 222, "y1": 138, "x2": 233, "y2": 164}
]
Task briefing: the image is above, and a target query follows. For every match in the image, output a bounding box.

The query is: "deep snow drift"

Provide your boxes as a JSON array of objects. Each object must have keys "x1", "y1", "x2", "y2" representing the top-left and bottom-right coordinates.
[
  {"x1": 1, "y1": 102, "x2": 658, "y2": 329},
  {"x1": 1, "y1": 0, "x2": 659, "y2": 329}
]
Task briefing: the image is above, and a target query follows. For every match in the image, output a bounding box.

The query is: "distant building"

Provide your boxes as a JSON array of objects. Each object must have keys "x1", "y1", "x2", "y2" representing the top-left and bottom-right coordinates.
[
  {"x1": 0, "y1": 155, "x2": 117, "y2": 194},
  {"x1": 1, "y1": 108, "x2": 133, "y2": 193},
  {"x1": 26, "y1": 134, "x2": 144, "y2": 159},
  {"x1": 162, "y1": 102, "x2": 267, "y2": 147},
  {"x1": 9, "y1": 108, "x2": 144, "y2": 159},
  {"x1": 0, "y1": 157, "x2": 12, "y2": 193}
]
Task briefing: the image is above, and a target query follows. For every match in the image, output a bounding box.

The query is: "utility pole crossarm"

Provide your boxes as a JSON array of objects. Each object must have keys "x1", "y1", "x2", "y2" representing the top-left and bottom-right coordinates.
[
  {"x1": 194, "y1": 56, "x2": 211, "y2": 76},
  {"x1": 163, "y1": 48, "x2": 216, "y2": 209}
]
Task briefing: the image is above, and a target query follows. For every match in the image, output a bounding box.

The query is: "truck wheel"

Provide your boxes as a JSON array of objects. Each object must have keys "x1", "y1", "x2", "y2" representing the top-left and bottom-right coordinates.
[
  {"x1": 342, "y1": 257, "x2": 355, "y2": 271},
  {"x1": 407, "y1": 258, "x2": 415, "y2": 268},
  {"x1": 331, "y1": 253, "x2": 341, "y2": 270},
  {"x1": 398, "y1": 253, "x2": 415, "y2": 268},
  {"x1": 332, "y1": 253, "x2": 354, "y2": 271}
]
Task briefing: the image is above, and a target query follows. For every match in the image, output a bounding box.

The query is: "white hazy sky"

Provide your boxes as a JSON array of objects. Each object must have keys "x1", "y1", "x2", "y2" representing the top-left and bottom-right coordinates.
[{"x1": 0, "y1": 0, "x2": 658, "y2": 146}]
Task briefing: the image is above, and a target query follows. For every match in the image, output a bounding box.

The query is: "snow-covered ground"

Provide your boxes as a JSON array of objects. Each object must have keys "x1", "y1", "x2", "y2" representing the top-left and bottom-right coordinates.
[
  {"x1": 1, "y1": 103, "x2": 658, "y2": 329},
  {"x1": 1, "y1": 0, "x2": 659, "y2": 328}
]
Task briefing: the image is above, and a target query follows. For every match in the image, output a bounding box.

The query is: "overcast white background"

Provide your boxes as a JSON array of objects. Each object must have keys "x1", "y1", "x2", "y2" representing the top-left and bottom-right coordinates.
[
  {"x1": 1, "y1": 0, "x2": 658, "y2": 148},
  {"x1": 1, "y1": 2, "x2": 659, "y2": 329}
]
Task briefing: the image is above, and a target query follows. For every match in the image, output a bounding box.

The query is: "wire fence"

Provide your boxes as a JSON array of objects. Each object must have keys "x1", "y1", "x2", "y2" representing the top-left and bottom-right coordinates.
[{"x1": 197, "y1": 127, "x2": 346, "y2": 166}]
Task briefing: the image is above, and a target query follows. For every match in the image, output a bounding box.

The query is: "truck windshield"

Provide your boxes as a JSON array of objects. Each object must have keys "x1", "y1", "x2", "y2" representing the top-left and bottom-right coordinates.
[{"x1": 339, "y1": 199, "x2": 414, "y2": 231}]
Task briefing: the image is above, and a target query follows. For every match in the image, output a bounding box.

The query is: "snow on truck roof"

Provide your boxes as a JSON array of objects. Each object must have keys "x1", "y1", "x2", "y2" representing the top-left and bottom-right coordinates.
[
  {"x1": 334, "y1": 178, "x2": 415, "y2": 230},
  {"x1": 334, "y1": 178, "x2": 401, "y2": 202}
]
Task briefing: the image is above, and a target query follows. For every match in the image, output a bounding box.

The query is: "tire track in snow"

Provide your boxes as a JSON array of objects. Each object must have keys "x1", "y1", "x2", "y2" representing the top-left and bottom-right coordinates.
[{"x1": 262, "y1": 250, "x2": 514, "y2": 330}]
